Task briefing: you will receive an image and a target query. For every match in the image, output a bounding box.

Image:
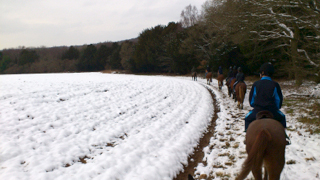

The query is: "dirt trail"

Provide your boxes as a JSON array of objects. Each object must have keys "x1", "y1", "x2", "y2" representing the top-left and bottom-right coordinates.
[{"x1": 174, "y1": 87, "x2": 220, "y2": 180}]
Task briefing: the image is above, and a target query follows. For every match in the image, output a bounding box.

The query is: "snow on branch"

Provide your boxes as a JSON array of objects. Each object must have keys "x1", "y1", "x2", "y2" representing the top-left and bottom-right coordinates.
[{"x1": 297, "y1": 49, "x2": 319, "y2": 67}]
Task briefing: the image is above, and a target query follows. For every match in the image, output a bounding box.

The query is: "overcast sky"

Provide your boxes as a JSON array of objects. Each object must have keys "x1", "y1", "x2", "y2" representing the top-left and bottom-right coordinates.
[{"x1": 0, "y1": 0, "x2": 207, "y2": 50}]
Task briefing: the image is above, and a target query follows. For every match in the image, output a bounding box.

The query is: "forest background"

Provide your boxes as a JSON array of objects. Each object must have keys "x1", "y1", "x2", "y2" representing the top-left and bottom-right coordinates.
[{"x1": 1, "y1": 0, "x2": 319, "y2": 85}]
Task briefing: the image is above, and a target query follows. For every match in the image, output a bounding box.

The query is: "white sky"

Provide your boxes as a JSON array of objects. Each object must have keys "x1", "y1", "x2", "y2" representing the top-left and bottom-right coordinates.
[{"x1": 0, "y1": 0, "x2": 207, "y2": 50}]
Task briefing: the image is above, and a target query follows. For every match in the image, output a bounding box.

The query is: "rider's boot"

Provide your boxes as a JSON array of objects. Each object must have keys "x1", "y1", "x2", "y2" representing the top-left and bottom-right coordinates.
[{"x1": 285, "y1": 131, "x2": 291, "y2": 145}]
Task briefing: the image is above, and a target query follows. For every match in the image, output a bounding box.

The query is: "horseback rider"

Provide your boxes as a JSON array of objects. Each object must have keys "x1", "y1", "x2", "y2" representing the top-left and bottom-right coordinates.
[
  {"x1": 191, "y1": 66, "x2": 195, "y2": 73},
  {"x1": 226, "y1": 66, "x2": 233, "y2": 84},
  {"x1": 205, "y1": 65, "x2": 210, "y2": 78},
  {"x1": 244, "y1": 63, "x2": 290, "y2": 144},
  {"x1": 218, "y1": 66, "x2": 223, "y2": 76},
  {"x1": 232, "y1": 65, "x2": 238, "y2": 78},
  {"x1": 233, "y1": 67, "x2": 245, "y2": 94}
]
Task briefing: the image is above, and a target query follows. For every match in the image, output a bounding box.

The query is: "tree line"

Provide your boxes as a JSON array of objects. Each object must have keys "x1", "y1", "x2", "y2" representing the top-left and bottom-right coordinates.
[{"x1": 1, "y1": 0, "x2": 319, "y2": 85}]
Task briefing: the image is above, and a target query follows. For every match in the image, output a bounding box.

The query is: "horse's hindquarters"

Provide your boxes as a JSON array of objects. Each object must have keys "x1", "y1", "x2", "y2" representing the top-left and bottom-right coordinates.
[
  {"x1": 235, "y1": 82, "x2": 246, "y2": 105},
  {"x1": 247, "y1": 119, "x2": 286, "y2": 145},
  {"x1": 238, "y1": 119, "x2": 286, "y2": 180}
]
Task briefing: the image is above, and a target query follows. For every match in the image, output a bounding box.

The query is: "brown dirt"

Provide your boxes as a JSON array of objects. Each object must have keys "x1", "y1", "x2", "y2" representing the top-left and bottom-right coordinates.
[{"x1": 173, "y1": 87, "x2": 220, "y2": 180}]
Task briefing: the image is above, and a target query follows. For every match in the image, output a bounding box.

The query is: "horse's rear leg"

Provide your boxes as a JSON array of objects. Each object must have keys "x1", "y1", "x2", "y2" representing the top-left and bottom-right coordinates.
[
  {"x1": 252, "y1": 165, "x2": 263, "y2": 180},
  {"x1": 264, "y1": 158, "x2": 284, "y2": 180},
  {"x1": 251, "y1": 157, "x2": 264, "y2": 180},
  {"x1": 264, "y1": 167, "x2": 268, "y2": 180}
]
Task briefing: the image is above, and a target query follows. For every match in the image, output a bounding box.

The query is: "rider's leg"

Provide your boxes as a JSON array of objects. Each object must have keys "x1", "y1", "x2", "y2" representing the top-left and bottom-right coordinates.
[
  {"x1": 244, "y1": 109, "x2": 258, "y2": 131},
  {"x1": 272, "y1": 110, "x2": 290, "y2": 145},
  {"x1": 243, "y1": 110, "x2": 258, "y2": 144},
  {"x1": 233, "y1": 81, "x2": 238, "y2": 93}
]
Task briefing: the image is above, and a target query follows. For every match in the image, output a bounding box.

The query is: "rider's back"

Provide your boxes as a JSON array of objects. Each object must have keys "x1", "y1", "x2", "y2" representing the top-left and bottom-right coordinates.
[{"x1": 249, "y1": 77, "x2": 282, "y2": 111}]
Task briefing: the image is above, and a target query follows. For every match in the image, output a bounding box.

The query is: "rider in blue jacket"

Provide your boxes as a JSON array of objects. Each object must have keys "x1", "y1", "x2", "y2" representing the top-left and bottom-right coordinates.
[{"x1": 245, "y1": 63, "x2": 290, "y2": 144}]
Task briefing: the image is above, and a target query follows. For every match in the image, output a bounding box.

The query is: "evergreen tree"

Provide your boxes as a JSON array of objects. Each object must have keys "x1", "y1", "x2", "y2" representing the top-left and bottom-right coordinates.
[
  {"x1": 19, "y1": 49, "x2": 39, "y2": 66},
  {"x1": 96, "y1": 45, "x2": 111, "y2": 70},
  {"x1": 133, "y1": 25, "x2": 166, "y2": 72},
  {"x1": 77, "y1": 44, "x2": 97, "y2": 71},
  {"x1": 0, "y1": 55, "x2": 11, "y2": 72},
  {"x1": 62, "y1": 46, "x2": 80, "y2": 60},
  {"x1": 109, "y1": 43, "x2": 122, "y2": 69}
]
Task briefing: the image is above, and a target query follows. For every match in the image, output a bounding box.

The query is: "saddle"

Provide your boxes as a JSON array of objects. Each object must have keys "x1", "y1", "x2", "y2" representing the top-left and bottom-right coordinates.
[
  {"x1": 256, "y1": 110, "x2": 274, "y2": 120},
  {"x1": 227, "y1": 77, "x2": 235, "y2": 85},
  {"x1": 255, "y1": 110, "x2": 291, "y2": 145}
]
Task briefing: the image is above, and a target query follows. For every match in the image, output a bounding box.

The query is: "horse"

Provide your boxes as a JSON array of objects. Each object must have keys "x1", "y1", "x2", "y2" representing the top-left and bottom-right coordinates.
[
  {"x1": 217, "y1": 74, "x2": 224, "y2": 90},
  {"x1": 192, "y1": 72, "x2": 197, "y2": 81},
  {"x1": 227, "y1": 78, "x2": 236, "y2": 97},
  {"x1": 206, "y1": 72, "x2": 212, "y2": 85},
  {"x1": 235, "y1": 82, "x2": 246, "y2": 109},
  {"x1": 236, "y1": 111, "x2": 286, "y2": 180}
]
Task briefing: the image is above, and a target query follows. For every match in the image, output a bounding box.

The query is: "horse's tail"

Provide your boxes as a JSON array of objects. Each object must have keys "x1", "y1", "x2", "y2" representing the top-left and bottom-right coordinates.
[
  {"x1": 236, "y1": 129, "x2": 272, "y2": 180},
  {"x1": 239, "y1": 85, "x2": 244, "y2": 102}
]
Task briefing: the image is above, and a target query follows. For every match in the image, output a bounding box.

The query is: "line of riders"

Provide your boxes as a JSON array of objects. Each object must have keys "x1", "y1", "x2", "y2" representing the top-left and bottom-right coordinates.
[{"x1": 192, "y1": 63, "x2": 291, "y2": 145}]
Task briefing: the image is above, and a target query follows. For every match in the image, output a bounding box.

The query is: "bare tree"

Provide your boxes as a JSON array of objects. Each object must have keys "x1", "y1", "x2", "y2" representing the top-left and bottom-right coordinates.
[
  {"x1": 200, "y1": 0, "x2": 320, "y2": 84},
  {"x1": 119, "y1": 41, "x2": 135, "y2": 71},
  {"x1": 238, "y1": 0, "x2": 320, "y2": 85},
  {"x1": 180, "y1": 4, "x2": 200, "y2": 28}
]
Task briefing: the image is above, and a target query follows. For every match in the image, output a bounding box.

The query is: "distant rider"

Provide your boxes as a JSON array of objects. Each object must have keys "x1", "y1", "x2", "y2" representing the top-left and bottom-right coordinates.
[
  {"x1": 191, "y1": 66, "x2": 195, "y2": 73},
  {"x1": 232, "y1": 66, "x2": 237, "y2": 78},
  {"x1": 218, "y1": 66, "x2": 223, "y2": 76},
  {"x1": 226, "y1": 66, "x2": 233, "y2": 84},
  {"x1": 233, "y1": 67, "x2": 245, "y2": 93}
]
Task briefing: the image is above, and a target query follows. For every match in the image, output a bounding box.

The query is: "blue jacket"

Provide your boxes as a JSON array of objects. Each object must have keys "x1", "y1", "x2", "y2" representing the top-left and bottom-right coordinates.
[
  {"x1": 249, "y1": 77, "x2": 283, "y2": 111},
  {"x1": 218, "y1": 67, "x2": 223, "y2": 75}
]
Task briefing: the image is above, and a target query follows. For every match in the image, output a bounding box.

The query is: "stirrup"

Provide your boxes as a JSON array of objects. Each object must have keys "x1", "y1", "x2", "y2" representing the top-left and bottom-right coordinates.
[
  {"x1": 285, "y1": 132, "x2": 291, "y2": 145},
  {"x1": 286, "y1": 138, "x2": 291, "y2": 145}
]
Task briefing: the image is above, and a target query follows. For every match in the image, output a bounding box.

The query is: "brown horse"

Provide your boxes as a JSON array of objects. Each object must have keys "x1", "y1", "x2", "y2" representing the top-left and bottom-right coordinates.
[
  {"x1": 217, "y1": 74, "x2": 224, "y2": 90},
  {"x1": 206, "y1": 72, "x2": 212, "y2": 85},
  {"x1": 227, "y1": 78, "x2": 236, "y2": 97},
  {"x1": 191, "y1": 72, "x2": 197, "y2": 81},
  {"x1": 235, "y1": 82, "x2": 246, "y2": 109},
  {"x1": 236, "y1": 111, "x2": 286, "y2": 180}
]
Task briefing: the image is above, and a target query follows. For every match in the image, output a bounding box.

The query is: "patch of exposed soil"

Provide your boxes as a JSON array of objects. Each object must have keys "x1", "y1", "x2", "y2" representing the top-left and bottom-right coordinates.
[{"x1": 173, "y1": 87, "x2": 220, "y2": 180}]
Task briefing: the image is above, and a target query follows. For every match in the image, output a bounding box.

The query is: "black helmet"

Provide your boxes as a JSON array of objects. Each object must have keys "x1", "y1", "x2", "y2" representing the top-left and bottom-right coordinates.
[
  {"x1": 233, "y1": 66, "x2": 237, "y2": 70},
  {"x1": 237, "y1": 67, "x2": 242, "y2": 72},
  {"x1": 259, "y1": 63, "x2": 274, "y2": 76}
]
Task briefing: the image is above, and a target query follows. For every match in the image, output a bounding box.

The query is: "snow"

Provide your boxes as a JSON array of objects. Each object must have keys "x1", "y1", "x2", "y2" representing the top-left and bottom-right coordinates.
[
  {"x1": 312, "y1": 84, "x2": 320, "y2": 98},
  {"x1": 1, "y1": 72, "x2": 320, "y2": 180},
  {"x1": 0, "y1": 73, "x2": 213, "y2": 180}
]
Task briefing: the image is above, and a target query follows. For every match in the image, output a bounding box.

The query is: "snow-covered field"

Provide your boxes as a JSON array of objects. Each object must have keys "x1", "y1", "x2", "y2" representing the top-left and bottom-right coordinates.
[{"x1": 1, "y1": 72, "x2": 319, "y2": 180}]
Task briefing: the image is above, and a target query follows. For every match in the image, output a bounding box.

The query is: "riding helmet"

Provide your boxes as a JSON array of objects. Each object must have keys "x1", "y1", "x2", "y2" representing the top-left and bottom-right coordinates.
[
  {"x1": 233, "y1": 66, "x2": 237, "y2": 70},
  {"x1": 237, "y1": 67, "x2": 242, "y2": 72},
  {"x1": 259, "y1": 62, "x2": 274, "y2": 76}
]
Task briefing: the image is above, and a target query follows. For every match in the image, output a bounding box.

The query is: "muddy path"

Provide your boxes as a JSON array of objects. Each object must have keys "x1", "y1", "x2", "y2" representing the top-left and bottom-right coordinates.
[{"x1": 174, "y1": 87, "x2": 220, "y2": 180}]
